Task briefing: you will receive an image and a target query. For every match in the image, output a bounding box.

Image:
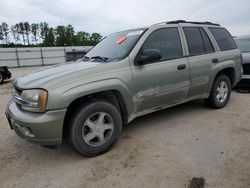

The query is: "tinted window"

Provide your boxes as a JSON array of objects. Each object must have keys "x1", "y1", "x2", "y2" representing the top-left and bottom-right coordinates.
[
  {"x1": 200, "y1": 28, "x2": 214, "y2": 53},
  {"x1": 235, "y1": 38, "x2": 250, "y2": 52},
  {"x1": 141, "y1": 28, "x2": 183, "y2": 61},
  {"x1": 184, "y1": 27, "x2": 204, "y2": 55},
  {"x1": 209, "y1": 28, "x2": 237, "y2": 51},
  {"x1": 183, "y1": 27, "x2": 214, "y2": 56}
]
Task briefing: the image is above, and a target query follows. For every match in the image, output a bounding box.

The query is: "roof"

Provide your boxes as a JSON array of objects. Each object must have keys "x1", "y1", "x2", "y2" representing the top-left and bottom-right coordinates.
[
  {"x1": 234, "y1": 35, "x2": 250, "y2": 39},
  {"x1": 152, "y1": 20, "x2": 220, "y2": 26}
]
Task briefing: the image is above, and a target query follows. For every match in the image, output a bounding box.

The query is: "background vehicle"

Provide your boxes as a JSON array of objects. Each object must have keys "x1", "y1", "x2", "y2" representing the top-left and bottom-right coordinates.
[
  {"x1": 0, "y1": 66, "x2": 11, "y2": 84},
  {"x1": 6, "y1": 20, "x2": 242, "y2": 156},
  {"x1": 65, "y1": 48, "x2": 92, "y2": 62},
  {"x1": 235, "y1": 35, "x2": 250, "y2": 86}
]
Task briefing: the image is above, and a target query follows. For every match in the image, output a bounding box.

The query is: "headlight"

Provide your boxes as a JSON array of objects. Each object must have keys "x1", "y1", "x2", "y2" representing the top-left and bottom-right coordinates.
[{"x1": 20, "y1": 89, "x2": 48, "y2": 112}]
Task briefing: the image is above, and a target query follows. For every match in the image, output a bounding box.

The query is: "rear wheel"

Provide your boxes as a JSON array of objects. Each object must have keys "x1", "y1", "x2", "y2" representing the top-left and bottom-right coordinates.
[
  {"x1": 69, "y1": 100, "x2": 122, "y2": 156},
  {"x1": 205, "y1": 74, "x2": 231, "y2": 109}
]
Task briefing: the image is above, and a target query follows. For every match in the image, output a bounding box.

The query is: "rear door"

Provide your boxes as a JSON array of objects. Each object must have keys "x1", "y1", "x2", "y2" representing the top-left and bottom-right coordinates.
[{"x1": 182, "y1": 27, "x2": 216, "y2": 97}]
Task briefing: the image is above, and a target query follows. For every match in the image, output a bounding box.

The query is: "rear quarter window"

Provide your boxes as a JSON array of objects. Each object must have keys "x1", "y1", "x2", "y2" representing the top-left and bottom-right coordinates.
[{"x1": 209, "y1": 27, "x2": 237, "y2": 51}]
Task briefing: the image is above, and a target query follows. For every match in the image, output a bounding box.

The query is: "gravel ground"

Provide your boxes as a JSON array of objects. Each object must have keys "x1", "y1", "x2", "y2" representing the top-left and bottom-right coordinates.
[{"x1": 0, "y1": 66, "x2": 250, "y2": 188}]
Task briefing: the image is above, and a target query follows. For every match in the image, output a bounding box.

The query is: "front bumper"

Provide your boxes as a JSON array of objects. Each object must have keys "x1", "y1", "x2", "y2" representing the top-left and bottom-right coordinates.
[
  {"x1": 237, "y1": 67, "x2": 250, "y2": 87},
  {"x1": 6, "y1": 100, "x2": 67, "y2": 145}
]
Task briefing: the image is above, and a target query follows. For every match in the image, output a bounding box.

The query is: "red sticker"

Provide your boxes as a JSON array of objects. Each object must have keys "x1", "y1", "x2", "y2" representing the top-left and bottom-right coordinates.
[{"x1": 116, "y1": 36, "x2": 127, "y2": 44}]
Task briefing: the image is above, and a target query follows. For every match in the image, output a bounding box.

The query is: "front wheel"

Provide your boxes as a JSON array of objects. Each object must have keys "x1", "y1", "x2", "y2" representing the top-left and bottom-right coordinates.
[
  {"x1": 69, "y1": 101, "x2": 122, "y2": 157},
  {"x1": 205, "y1": 74, "x2": 231, "y2": 109}
]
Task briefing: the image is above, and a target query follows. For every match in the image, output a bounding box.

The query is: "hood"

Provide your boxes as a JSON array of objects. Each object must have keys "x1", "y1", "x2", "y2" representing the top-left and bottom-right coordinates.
[
  {"x1": 13, "y1": 61, "x2": 104, "y2": 90},
  {"x1": 242, "y1": 52, "x2": 250, "y2": 64}
]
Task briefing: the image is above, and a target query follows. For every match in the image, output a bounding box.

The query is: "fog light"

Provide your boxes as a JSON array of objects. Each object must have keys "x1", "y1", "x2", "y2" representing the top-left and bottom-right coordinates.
[{"x1": 21, "y1": 127, "x2": 35, "y2": 138}]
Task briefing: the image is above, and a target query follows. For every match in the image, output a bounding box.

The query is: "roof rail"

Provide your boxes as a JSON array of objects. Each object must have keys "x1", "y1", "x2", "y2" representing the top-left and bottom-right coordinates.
[{"x1": 166, "y1": 20, "x2": 220, "y2": 26}]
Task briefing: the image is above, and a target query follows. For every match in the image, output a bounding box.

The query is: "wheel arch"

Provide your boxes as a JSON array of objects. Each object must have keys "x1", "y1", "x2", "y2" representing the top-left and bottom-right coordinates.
[
  {"x1": 214, "y1": 67, "x2": 236, "y2": 87},
  {"x1": 62, "y1": 89, "x2": 131, "y2": 142}
]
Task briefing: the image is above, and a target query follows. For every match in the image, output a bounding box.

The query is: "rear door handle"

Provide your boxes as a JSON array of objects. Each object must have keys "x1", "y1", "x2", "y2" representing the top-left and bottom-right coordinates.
[
  {"x1": 177, "y1": 64, "x2": 186, "y2": 70},
  {"x1": 212, "y1": 58, "x2": 219, "y2": 63}
]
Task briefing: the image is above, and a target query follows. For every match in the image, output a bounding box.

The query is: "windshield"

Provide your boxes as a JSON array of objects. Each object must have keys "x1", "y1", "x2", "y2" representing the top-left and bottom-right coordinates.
[
  {"x1": 85, "y1": 28, "x2": 146, "y2": 62},
  {"x1": 235, "y1": 38, "x2": 250, "y2": 52}
]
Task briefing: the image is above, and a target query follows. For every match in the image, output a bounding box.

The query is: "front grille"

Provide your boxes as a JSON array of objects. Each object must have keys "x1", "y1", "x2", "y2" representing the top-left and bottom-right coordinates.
[{"x1": 243, "y1": 64, "x2": 250, "y2": 75}]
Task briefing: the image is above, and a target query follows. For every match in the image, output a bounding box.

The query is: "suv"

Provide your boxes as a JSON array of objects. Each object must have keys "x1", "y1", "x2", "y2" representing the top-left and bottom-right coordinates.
[
  {"x1": 234, "y1": 35, "x2": 250, "y2": 86},
  {"x1": 6, "y1": 20, "x2": 242, "y2": 156},
  {"x1": 0, "y1": 66, "x2": 11, "y2": 84}
]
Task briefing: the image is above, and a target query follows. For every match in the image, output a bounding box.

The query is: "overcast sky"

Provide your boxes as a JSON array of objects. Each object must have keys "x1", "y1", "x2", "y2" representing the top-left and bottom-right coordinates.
[{"x1": 1, "y1": 0, "x2": 250, "y2": 36}]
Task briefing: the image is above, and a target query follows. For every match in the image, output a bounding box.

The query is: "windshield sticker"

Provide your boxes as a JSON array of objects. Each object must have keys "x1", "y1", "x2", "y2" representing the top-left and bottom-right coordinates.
[
  {"x1": 116, "y1": 36, "x2": 127, "y2": 44},
  {"x1": 126, "y1": 30, "x2": 144, "y2": 37}
]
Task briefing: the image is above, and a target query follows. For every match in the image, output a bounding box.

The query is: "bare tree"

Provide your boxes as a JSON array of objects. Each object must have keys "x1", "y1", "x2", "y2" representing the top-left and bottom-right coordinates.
[
  {"x1": 31, "y1": 23, "x2": 39, "y2": 44},
  {"x1": 19, "y1": 22, "x2": 26, "y2": 45},
  {"x1": 39, "y1": 22, "x2": 49, "y2": 41},
  {"x1": 0, "y1": 25, "x2": 3, "y2": 44},
  {"x1": 24, "y1": 22, "x2": 31, "y2": 45},
  {"x1": 1, "y1": 22, "x2": 9, "y2": 44},
  {"x1": 11, "y1": 24, "x2": 21, "y2": 44}
]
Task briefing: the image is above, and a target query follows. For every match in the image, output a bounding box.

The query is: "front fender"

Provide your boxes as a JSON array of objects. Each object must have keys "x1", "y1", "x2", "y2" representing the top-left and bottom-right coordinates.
[{"x1": 47, "y1": 78, "x2": 136, "y2": 121}]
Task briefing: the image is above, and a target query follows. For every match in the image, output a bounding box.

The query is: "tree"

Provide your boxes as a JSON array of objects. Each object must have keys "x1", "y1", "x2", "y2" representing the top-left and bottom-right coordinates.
[
  {"x1": 11, "y1": 24, "x2": 20, "y2": 44},
  {"x1": 19, "y1": 22, "x2": 26, "y2": 45},
  {"x1": 73, "y1": 31, "x2": 90, "y2": 46},
  {"x1": 40, "y1": 22, "x2": 49, "y2": 41},
  {"x1": 24, "y1": 22, "x2": 31, "y2": 45},
  {"x1": 65, "y1": 25, "x2": 74, "y2": 46},
  {"x1": 55, "y1": 25, "x2": 66, "y2": 46},
  {"x1": 1, "y1": 22, "x2": 9, "y2": 44},
  {"x1": 43, "y1": 27, "x2": 55, "y2": 46},
  {"x1": 0, "y1": 25, "x2": 3, "y2": 43},
  {"x1": 0, "y1": 21, "x2": 103, "y2": 47},
  {"x1": 31, "y1": 23, "x2": 39, "y2": 45},
  {"x1": 89, "y1": 32, "x2": 102, "y2": 45}
]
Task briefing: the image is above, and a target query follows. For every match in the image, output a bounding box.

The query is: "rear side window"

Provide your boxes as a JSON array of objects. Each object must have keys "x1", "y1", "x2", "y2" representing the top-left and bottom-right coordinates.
[
  {"x1": 209, "y1": 27, "x2": 237, "y2": 51},
  {"x1": 183, "y1": 27, "x2": 214, "y2": 56},
  {"x1": 200, "y1": 29, "x2": 214, "y2": 53},
  {"x1": 141, "y1": 28, "x2": 183, "y2": 61}
]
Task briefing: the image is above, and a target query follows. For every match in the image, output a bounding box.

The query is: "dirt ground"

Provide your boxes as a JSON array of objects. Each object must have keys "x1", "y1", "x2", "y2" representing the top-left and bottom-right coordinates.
[{"x1": 0, "y1": 66, "x2": 250, "y2": 188}]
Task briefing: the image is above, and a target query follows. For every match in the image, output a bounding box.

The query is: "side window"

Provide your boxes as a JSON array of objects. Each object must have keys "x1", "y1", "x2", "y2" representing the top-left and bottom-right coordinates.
[
  {"x1": 209, "y1": 27, "x2": 237, "y2": 51},
  {"x1": 200, "y1": 28, "x2": 214, "y2": 53},
  {"x1": 141, "y1": 28, "x2": 183, "y2": 61},
  {"x1": 183, "y1": 27, "x2": 214, "y2": 56}
]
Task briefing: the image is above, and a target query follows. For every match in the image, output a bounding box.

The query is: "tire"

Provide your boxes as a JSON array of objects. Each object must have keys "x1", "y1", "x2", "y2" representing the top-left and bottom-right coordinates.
[
  {"x1": 69, "y1": 100, "x2": 122, "y2": 157},
  {"x1": 205, "y1": 74, "x2": 231, "y2": 109},
  {"x1": 0, "y1": 72, "x2": 3, "y2": 84}
]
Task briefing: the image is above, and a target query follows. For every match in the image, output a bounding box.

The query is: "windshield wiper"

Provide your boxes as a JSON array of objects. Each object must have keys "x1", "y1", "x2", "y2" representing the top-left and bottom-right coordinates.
[
  {"x1": 82, "y1": 56, "x2": 90, "y2": 61},
  {"x1": 90, "y1": 56, "x2": 109, "y2": 62}
]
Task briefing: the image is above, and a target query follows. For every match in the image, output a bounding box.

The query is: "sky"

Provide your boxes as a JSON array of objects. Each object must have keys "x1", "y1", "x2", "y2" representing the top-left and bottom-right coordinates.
[{"x1": 0, "y1": 0, "x2": 250, "y2": 36}]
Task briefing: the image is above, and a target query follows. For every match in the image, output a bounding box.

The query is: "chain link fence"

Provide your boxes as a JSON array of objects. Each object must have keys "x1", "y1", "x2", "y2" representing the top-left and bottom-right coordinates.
[{"x1": 0, "y1": 46, "x2": 92, "y2": 68}]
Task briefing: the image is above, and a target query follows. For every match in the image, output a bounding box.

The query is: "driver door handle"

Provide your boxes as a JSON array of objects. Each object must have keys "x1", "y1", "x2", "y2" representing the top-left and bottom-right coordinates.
[{"x1": 177, "y1": 64, "x2": 186, "y2": 70}]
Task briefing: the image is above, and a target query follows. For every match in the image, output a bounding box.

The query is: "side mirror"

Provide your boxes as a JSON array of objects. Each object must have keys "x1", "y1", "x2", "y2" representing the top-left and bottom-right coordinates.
[{"x1": 136, "y1": 49, "x2": 161, "y2": 65}]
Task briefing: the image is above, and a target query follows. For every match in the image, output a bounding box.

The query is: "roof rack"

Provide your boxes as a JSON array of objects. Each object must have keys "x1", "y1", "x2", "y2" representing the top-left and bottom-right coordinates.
[{"x1": 166, "y1": 20, "x2": 220, "y2": 26}]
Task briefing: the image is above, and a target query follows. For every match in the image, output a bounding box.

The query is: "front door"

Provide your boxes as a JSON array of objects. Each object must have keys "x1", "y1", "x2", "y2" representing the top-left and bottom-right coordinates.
[{"x1": 131, "y1": 27, "x2": 190, "y2": 113}]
